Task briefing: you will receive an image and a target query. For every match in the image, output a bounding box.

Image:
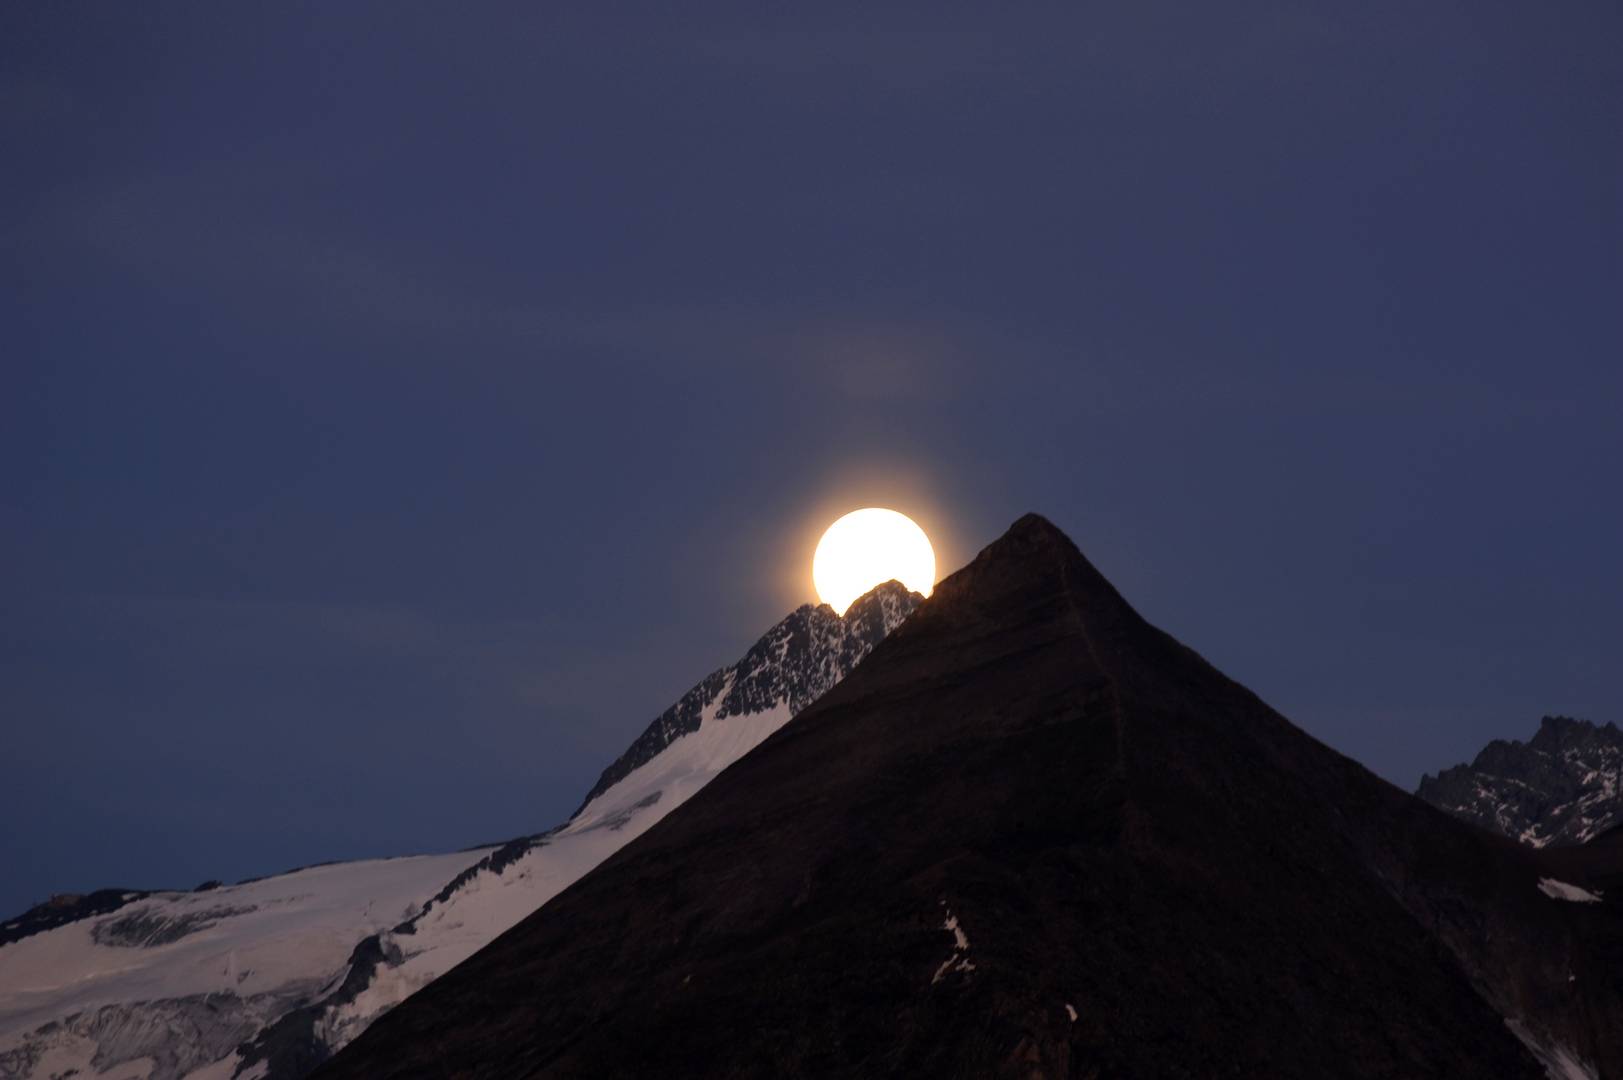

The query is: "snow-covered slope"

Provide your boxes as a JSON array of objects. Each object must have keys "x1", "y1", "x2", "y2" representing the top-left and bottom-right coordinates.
[
  {"x1": 256, "y1": 580, "x2": 921, "y2": 1075},
  {"x1": 298, "y1": 670, "x2": 787, "y2": 1065},
  {"x1": 0, "y1": 850, "x2": 492, "y2": 1080},
  {"x1": 1417, "y1": 716, "x2": 1622, "y2": 847},
  {"x1": 0, "y1": 581, "x2": 921, "y2": 1080}
]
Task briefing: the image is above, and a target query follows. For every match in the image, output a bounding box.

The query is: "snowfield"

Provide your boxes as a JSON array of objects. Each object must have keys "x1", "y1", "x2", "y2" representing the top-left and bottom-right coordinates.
[
  {"x1": 0, "y1": 693, "x2": 792, "y2": 1080},
  {"x1": 0, "y1": 585, "x2": 919, "y2": 1080},
  {"x1": 0, "y1": 849, "x2": 490, "y2": 1080},
  {"x1": 317, "y1": 678, "x2": 792, "y2": 1053}
]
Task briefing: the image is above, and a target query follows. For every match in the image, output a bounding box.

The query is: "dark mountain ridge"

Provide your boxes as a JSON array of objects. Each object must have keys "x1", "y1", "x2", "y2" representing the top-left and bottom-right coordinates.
[{"x1": 320, "y1": 514, "x2": 1623, "y2": 1079}]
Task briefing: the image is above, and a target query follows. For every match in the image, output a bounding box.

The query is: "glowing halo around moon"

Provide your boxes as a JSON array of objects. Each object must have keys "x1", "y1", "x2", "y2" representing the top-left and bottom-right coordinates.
[{"x1": 812, "y1": 508, "x2": 936, "y2": 616}]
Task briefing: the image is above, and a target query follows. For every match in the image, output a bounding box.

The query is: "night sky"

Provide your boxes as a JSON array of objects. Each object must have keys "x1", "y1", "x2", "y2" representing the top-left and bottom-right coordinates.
[{"x1": 5, "y1": 3, "x2": 1620, "y2": 917}]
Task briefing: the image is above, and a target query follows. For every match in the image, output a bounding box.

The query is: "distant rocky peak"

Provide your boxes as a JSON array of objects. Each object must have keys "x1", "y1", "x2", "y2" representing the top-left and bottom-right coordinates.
[
  {"x1": 719, "y1": 580, "x2": 918, "y2": 719},
  {"x1": 1529, "y1": 714, "x2": 1622, "y2": 752},
  {"x1": 1417, "y1": 716, "x2": 1623, "y2": 847},
  {"x1": 573, "y1": 580, "x2": 923, "y2": 814}
]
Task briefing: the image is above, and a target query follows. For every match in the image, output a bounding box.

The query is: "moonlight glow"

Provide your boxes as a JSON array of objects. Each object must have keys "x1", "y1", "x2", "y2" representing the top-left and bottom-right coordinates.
[{"x1": 813, "y1": 508, "x2": 936, "y2": 616}]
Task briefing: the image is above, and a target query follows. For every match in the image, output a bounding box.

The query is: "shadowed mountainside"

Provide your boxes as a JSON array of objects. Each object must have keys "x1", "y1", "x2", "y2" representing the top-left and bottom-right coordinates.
[{"x1": 319, "y1": 514, "x2": 1623, "y2": 1079}]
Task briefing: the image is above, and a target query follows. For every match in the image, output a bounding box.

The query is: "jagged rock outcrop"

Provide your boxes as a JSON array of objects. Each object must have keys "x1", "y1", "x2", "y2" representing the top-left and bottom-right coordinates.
[
  {"x1": 576, "y1": 580, "x2": 918, "y2": 809},
  {"x1": 1419, "y1": 716, "x2": 1623, "y2": 847}
]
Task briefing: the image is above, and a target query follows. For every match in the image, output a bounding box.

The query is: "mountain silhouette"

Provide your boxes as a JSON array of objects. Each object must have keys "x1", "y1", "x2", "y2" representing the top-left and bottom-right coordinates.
[{"x1": 318, "y1": 514, "x2": 1622, "y2": 1079}]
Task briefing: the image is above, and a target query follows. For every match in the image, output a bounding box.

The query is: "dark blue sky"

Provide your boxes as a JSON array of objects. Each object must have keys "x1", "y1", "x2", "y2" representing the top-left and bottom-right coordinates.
[{"x1": 4, "y1": 2, "x2": 1620, "y2": 917}]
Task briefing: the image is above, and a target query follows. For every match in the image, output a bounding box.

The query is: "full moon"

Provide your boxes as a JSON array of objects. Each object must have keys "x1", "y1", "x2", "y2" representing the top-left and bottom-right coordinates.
[{"x1": 813, "y1": 508, "x2": 936, "y2": 616}]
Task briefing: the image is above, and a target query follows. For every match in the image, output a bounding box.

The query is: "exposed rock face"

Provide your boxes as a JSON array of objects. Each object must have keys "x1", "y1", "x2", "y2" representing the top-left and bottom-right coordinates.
[
  {"x1": 91, "y1": 904, "x2": 259, "y2": 948},
  {"x1": 319, "y1": 514, "x2": 1623, "y2": 1080},
  {"x1": 0, "y1": 891, "x2": 151, "y2": 949},
  {"x1": 0, "y1": 991, "x2": 294, "y2": 1080},
  {"x1": 1418, "y1": 716, "x2": 1623, "y2": 847},
  {"x1": 575, "y1": 580, "x2": 921, "y2": 810}
]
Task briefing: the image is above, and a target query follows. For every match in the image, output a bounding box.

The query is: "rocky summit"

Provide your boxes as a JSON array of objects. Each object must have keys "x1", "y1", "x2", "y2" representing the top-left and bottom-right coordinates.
[
  {"x1": 575, "y1": 580, "x2": 920, "y2": 810},
  {"x1": 1418, "y1": 716, "x2": 1622, "y2": 848},
  {"x1": 318, "y1": 514, "x2": 1623, "y2": 1080}
]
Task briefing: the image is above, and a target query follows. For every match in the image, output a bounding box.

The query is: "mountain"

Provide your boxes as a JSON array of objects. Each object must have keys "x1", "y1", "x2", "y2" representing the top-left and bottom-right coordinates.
[
  {"x1": 576, "y1": 579, "x2": 921, "y2": 812},
  {"x1": 1418, "y1": 716, "x2": 1623, "y2": 847},
  {"x1": 319, "y1": 515, "x2": 1623, "y2": 1080},
  {"x1": 0, "y1": 582, "x2": 920, "y2": 1080}
]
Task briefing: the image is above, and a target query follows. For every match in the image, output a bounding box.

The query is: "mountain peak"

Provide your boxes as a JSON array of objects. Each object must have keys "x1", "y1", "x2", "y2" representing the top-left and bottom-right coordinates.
[
  {"x1": 572, "y1": 578, "x2": 923, "y2": 813},
  {"x1": 1530, "y1": 714, "x2": 1618, "y2": 748},
  {"x1": 850, "y1": 512, "x2": 1162, "y2": 715},
  {"x1": 937, "y1": 512, "x2": 1134, "y2": 616},
  {"x1": 968, "y1": 511, "x2": 1079, "y2": 572},
  {"x1": 1420, "y1": 715, "x2": 1622, "y2": 847},
  {"x1": 1004, "y1": 509, "x2": 1069, "y2": 542},
  {"x1": 324, "y1": 514, "x2": 1620, "y2": 1079}
]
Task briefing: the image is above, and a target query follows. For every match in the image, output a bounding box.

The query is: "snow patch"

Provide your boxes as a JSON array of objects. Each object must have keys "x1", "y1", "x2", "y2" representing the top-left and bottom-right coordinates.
[
  {"x1": 1537, "y1": 878, "x2": 1603, "y2": 904},
  {"x1": 566, "y1": 673, "x2": 787, "y2": 834},
  {"x1": 931, "y1": 955, "x2": 975, "y2": 984},
  {"x1": 930, "y1": 903, "x2": 975, "y2": 985},
  {"x1": 1505, "y1": 1018, "x2": 1600, "y2": 1080}
]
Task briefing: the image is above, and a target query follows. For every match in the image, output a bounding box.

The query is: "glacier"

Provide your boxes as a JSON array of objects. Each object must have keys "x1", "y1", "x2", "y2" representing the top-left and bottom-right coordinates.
[{"x1": 0, "y1": 581, "x2": 919, "y2": 1080}]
